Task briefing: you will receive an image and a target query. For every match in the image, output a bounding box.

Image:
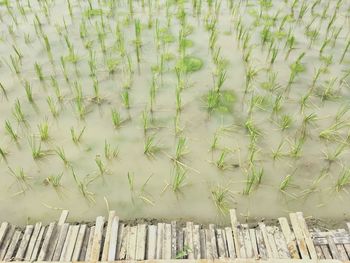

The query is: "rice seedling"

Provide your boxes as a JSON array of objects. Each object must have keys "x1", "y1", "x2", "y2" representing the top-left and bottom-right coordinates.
[
  {"x1": 216, "y1": 149, "x2": 228, "y2": 169},
  {"x1": 38, "y1": 121, "x2": 49, "y2": 141},
  {"x1": 95, "y1": 156, "x2": 107, "y2": 175},
  {"x1": 0, "y1": 82, "x2": 8, "y2": 100},
  {"x1": 172, "y1": 167, "x2": 187, "y2": 193},
  {"x1": 175, "y1": 136, "x2": 188, "y2": 161},
  {"x1": 127, "y1": 171, "x2": 134, "y2": 192},
  {"x1": 288, "y1": 136, "x2": 305, "y2": 159},
  {"x1": 70, "y1": 126, "x2": 85, "y2": 144},
  {"x1": 55, "y1": 146, "x2": 70, "y2": 167},
  {"x1": 104, "y1": 140, "x2": 119, "y2": 160},
  {"x1": 335, "y1": 168, "x2": 350, "y2": 192},
  {"x1": 44, "y1": 173, "x2": 63, "y2": 188},
  {"x1": 340, "y1": 40, "x2": 350, "y2": 63},
  {"x1": 34, "y1": 62, "x2": 44, "y2": 81},
  {"x1": 12, "y1": 99, "x2": 26, "y2": 123},
  {"x1": 243, "y1": 166, "x2": 264, "y2": 195},
  {"x1": 5, "y1": 120, "x2": 18, "y2": 141},
  {"x1": 28, "y1": 136, "x2": 47, "y2": 159},
  {"x1": 134, "y1": 19, "x2": 142, "y2": 64},
  {"x1": 211, "y1": 185, "x2": 233, "y2": 214},
  {"x1": 121, "y1": 90, "x2": 130, "y2": 109},
  {"x1": 47, "y1": 96, "x2": 59, "y2": 118},
  {"x1": 71, "y1": 168, "x2": 96, "y2": 203},
  {"x1": 0, "y1": 146, "x2": 7, "y2": 162},
  {"x1": 144, "y1": 135, "x2": 161, "y2": 157},
  {"x1": 8, "y1": 166, "x2": 31, "y2": 191}
]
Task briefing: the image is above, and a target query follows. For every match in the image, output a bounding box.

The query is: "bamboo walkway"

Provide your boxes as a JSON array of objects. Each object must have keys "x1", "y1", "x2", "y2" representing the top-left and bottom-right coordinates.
[{"x1": 0, "y1": 210, "x2": 349, "y2": 262}]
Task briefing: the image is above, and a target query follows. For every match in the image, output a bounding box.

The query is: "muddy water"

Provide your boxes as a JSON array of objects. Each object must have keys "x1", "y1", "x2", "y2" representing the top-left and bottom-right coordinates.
[{"x1": 0, "y1": 0, "x2": 350, "y2": 225}]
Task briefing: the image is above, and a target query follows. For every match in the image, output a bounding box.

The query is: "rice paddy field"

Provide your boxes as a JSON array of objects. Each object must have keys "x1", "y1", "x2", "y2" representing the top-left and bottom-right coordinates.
[{"x1": 0, "y1": 0, "x2": 350, "y2": 225}]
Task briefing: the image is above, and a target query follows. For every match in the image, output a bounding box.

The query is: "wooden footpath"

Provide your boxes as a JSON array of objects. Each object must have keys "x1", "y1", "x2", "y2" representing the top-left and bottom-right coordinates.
[{"x1": 0, "y1": 210, "x2": 349, "y2": 262}]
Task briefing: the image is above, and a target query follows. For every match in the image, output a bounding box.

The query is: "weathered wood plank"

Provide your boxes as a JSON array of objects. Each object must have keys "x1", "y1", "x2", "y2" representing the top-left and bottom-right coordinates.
[
  {"x1": 327, "y1": 232, "x2": 341, "y2": 260},
  {"x1": 146, "y1": 225, "x2": 157, "y2": 260},
  {"x1": 249, "y1": 229, "x2": 259, "y2": 258},
  {"x1": 37, "y1": 222, "x2": 56, "y2": 261},
  {"x1": 119, "y1": 225, "x2": 129, "y2": 260},
  {"x1": 4, "y1": 230, "x2": 22, "y2": 261},
  {"x1": 84, "y1": 226, "x2": 95, "y2": 261},
  {"x1": 60, "y1": 225, "x2": 80, "y2": 261},
  {"x1": 52, "y1": 223, "x2": 69, "y2": 261},
  {"x1": 15, "y1": 224, "x2": 34, "y2": 260},
  {"x1": 209, "y1": 224, "x2": 218, "y2": 259},
  {"x1": 205, "y1": 229, "x2": 213, "y2": 260},
  {"x1": 107, "y1": 216, "x2": 119, "y2": 261},
  {"x1": 176, "y1": 227, "x2": 184, "y2": 259},
  {"x1": 101, "y1": 211, "x2": 116, "y2": 261},
  {"x1": 255, "y1": 228, "x2": 268, "y2": 259},
  {"x1": 315, "y1": 245, "x2": 325, "y2": 259},
  {"x1": 90, "y1": 216, "x2": 105, "y2": 261},
  {"x1": 289, "y1": 213, "x2": 309, "y2": 259},
  {"x1": 237, "y1": 226, "x2": 247, "y2": 258},
  {"x1": 171, "y1": 221, "x2": 177, "y2": 259},
  {"x1": 216, "y1": 228, "x2": 227, "y2": 258},
  {"x1": 225, "y1": 227, "x2": 236, "y2": 258},
  {"x1": 156, "y1": 223, "x2": 164, "y2": 259},
  {"x1": 78, "y1": 226, "x2": 90, "y2": 261},
  {"x1": 185, "y1": 222, "x2": 194, "y2": 259},
  {"x1": 332, "y1": 230, "x2": 349, "y2": 261},
  {"x1": 135, "y1": 224, "x2": 146, "y2": 260},
  {"x1": 266, "y1": 226, "x2": 279, "y2": 258},
  {"x1": 30, "y1": 225, "x2": 46, "y2": 261},
  {"x1": 24, "y1": 222, "x2": 42, "y2": 261},
  {"x1": 278, "y1": 217, "x2": 299, "y2": 259},
  {"x1": 192, "y1": 224, "x2": 201, "y2": 259},
  {"x1": 258, "y1": 222, "x2": 273, "y2": 258},
  {"x1": 0, "y1": 225, "x2": 15, "y2": 260},
  {"x1": 0, "y1": 222, "x2": 9, "y2": 248},
  {"x1": 273, "y1": 227, "x2": 290, "y2": 258},
  {"x1": 229, "y1": 209, "x2": 241, "y2": 258},
  {"x1": 58, "y1": 210, "x2": 69, "y2": 226},
  {"x1": 115, "y1": 223, "x2": 124, "y2": 260},
  {"x1": 163, "y1": 223, "x2": 172, "y2": 259},
  {"x1": 296, "y1": 212, "x2": 317, "y2": 259},
  {"x1": 127, "y1": 225, "x2": 137, "y2": 260},
  {"x1": 242, "y1": 224, "x2": 253, "y2": 258},
  {"x1": 199, "y1": 229, "x2": 206, "y2": 259},
  {"x1": 72, "y1": 224, "x2": 87, "y2": 261}
]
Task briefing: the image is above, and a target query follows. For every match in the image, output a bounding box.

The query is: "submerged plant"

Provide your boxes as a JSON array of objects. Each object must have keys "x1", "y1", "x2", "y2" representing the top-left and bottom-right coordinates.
[
  {"x1": 144, "y1": 135, "x2": 161, "y2": 157},
  {"x1": 70, "y1": 126, "x2": 85, "y2": 144},
  {"x1": 211, "y1": 185, "x2": 233, "y2": 214}
]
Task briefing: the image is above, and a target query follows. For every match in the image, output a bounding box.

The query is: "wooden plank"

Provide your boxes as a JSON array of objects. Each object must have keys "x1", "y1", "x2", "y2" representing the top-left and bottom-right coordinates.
[
  {"x1": 320, "y1": 244, "x2": 333, "y2": 259},
  {"x1": 289, "y1": 213, "x2": 309, "y2": 259},
  {"x1": 72, "y1": 224, "x2": 87, "y2": 261},
  {"x1": 0, "y1": 225, "x2": 15, "y2": 260},
  {"x1": 107, "y1": 216, "x2": 119, "y2": 261},
  {"x1": 199, "y1": 229, "x2": 206, "y2": 259},
  {"x1": 204, "y1": 229, "x2": 212, "y2": 259},
  {"x1": 249, "y1": 229, "x2": 259, "y2": 258},
  {"x1": 24, "y1": 222, "x2": 42, "y2": 260},
  {"x1": 135, "y1": 224, "x2": 146, "y2": 260},
  {"x1": 146, "y1": 225, "x2": 157, "y2": 259},
  {"x1": 0, "y1": 222, "x2": 9, "y2": 247},
  {"x1": 296, "y1": 212, "x2": 318, "y2": 259},
  {"x1": 266, "y1": 226, "x2": 279, "y2": 258},
  {"x1": 229, "y1": 209, "x2": 241, "y2": 258},
  {"x1": 115, "y1": 223, "x2": 124, "y2": 260},
  {"x1": 15, "y1": 224, "x2": 34, "y2": 260},
  {"x1": 101, "y1": 211, "x2": 116, "y2": 261},
  {"x1": 58, "y1": 210, "x2": 69, "y2": 226},
  {"x1": 127, "y1": 225, "x2": 137, "y2": 260},
  {"x1": 327, "y1": 232, "x2": 341, "y2": 260},
  {"x1": 37, "y1": 223, "x2": 56, "y2": 261},
  {"x1": 30, "y1": 225, "x2": 46, "y2": 261},
  {"x1": 59, "y1": 225, "x2": 74, "y2": 261},
  {"x1": 209, "y1": 224, "x2": 218, "y2": 259},
  {"x1": 273, "y1": 227, "x2": 290, "y2": 258},
  {"x1": 258, "y1": 222, "x2": 273, "y2": 258},
  {"x1": 52, "y1": 223, "x2": 69, "y2": 261},
  {"x1": 237, "y1": 227, "x2": 247, "y2": 258},
  {"x1": 332, "y1": 230, "x2": 348, "y2": 261},
  {"x1": 242, "y1": 224, "x2": 253, "y2": 258},
  {"x1": 119, "y1": 225, "x2": 129, "y2": 260},
  {"x1": 90, "y1": 216, "x2": 105, "y2": 261},
  {"x1": 78, "y1": 226, "x2": 90, "y2": 261},
  {"x1": 336, "y1": 229, "x2": 350, "y2": 259},
  {"x1": 84, "y1": 226, "x2": 95, "y2": 261},
  {"x1": 185, "y1": 222, "x2": 194, "y2": 259},
  {"x1": 156, "y1": 223, "x2": 164, "y2": 259},
  {"x1": 255, "y1": 228, "x2": 267, "y2": 259},
  {"x1": 60, "y1": 225, "x2": 80, "y2": 261},
  {"x1": 171, "y1": 221, "x2": 177, "y2": 259},
  {"x1": 278, "y1": 217, "x2": 299, "y2": 259},
  {"x1": 163, "y1": 223, "x2": 171, "y2": 259},
  {"x1": 216, "y1": 228, "x2": 227, "y2": 258},
  {"x1": 176, "y1": 227, "x2": 184, "y2": 259},
  {"x1": 222, "y1": 227, "x2": 228, "y2": 257},
  {"x1": 315, "y1": 245, "x2": 325, "y2": 259},
  {"x1": 225, "y1": 227, "x2": 236, "y2": 258},
  {"x1": 4, "y1": 230, "x2": 22, "y2": 261},
  {"x1": 192, "y1": 224, "x2": 200, "y2": 259}
]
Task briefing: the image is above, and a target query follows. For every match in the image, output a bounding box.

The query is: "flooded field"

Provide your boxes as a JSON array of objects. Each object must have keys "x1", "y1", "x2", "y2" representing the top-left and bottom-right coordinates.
[{"x1": 0, "y1": 0, "x2": 350, "y2": 225}]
